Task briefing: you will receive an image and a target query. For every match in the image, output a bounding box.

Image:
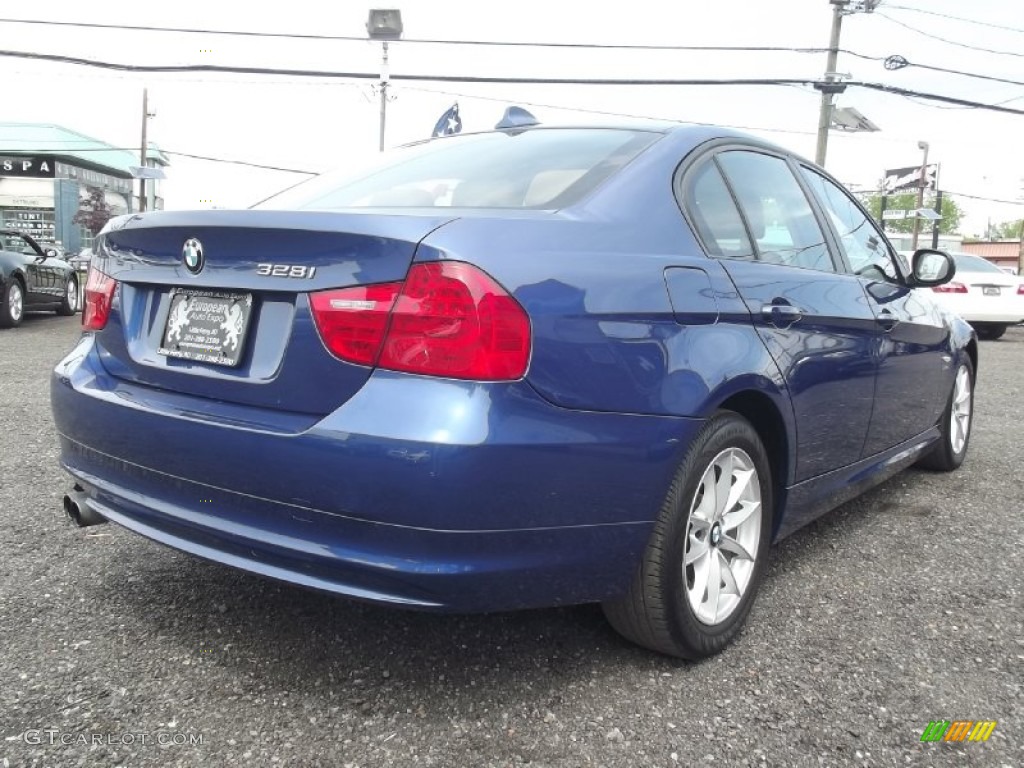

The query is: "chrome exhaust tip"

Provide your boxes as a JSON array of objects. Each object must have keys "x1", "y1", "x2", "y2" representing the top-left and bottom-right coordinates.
[{"x1": 63, "y1": 486, "x2": 107, "y2": 527}]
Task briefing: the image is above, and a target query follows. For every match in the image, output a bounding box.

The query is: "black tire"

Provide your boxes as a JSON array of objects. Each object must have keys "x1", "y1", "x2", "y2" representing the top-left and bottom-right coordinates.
[
  {"x1": 57, "y1": 276, "x2": 78, "y2": 316},
  {"x1": 0, "y1": 277, "x2": 25, "y2": 328},
  {"x1": 917, "y1": 357, "x2": 975, "y2": 472},
  {"x1": 975, "y1": 325, "x2": 1006, "y2": 341},
  {"x1": 602, "y1": 411, "x2": 773, "y2": 659}
]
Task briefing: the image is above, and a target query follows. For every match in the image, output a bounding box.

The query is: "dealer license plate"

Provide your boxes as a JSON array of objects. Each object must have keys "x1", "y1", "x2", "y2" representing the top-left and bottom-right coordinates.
[{"x1": 157, "y1": 289, "x2": 253, "y2": 367}]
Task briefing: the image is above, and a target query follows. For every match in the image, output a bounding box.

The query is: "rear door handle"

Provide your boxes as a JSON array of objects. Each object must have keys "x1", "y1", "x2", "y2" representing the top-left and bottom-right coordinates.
[
  {"x1": 761, "y1": 302, "x2": 803, "y2": 327},
  {"x1": 876, "y1": 308, "x2": 899, "y2": 332}
]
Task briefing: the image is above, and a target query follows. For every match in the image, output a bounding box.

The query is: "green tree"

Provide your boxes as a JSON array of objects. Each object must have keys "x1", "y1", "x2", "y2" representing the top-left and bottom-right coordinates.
[
  {"x1": 72, "y1": 186, "x2": 115, "y2": 236},
  {"x1": 990, "y1": 219, "x2": 1024, "y2": 239},
  {"x1": 858, "y1": 192, "x2": 963, "y2": 235}
]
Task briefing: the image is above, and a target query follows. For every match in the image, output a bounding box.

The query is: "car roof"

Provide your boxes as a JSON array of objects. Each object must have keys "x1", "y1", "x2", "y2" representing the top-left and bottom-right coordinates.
[{"x1": 404, "y1": 122, "x2": 772, "y2": 152}]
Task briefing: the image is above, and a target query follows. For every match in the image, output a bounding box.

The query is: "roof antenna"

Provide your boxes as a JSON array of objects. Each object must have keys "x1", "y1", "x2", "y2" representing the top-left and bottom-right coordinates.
[{"x1": 495, "y1": 106, "x2": 540, "y2": 132}]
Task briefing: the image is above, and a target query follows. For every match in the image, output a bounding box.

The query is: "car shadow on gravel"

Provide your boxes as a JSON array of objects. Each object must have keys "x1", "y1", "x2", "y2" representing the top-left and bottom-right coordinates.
[
  {"x1": 84, "y1": 534, "x2": 681, "y2": 710},
  {"x1": 75, "y1": 461, "x2": 952, "y2": 705}
]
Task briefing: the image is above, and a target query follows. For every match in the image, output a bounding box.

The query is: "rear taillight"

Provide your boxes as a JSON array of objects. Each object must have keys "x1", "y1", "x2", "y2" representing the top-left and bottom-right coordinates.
[
  {"x1": 1018, "y1": 284, "x2": 1024, "y2": 295},
  {"x1": 82, "y1": 266, "x2": 117, "y2": 330},
  {"x1": 309, "y1": 282, "x2": 402, "y2": 365},
  {"x1": 310, "y1": 262, "x2": 531, "y2": 380},
  {"x1": 933, "y1": 282, "x2": 968, "y2": 294},
  {"x1": 381, "y1": 262, "x2": 531, "y2": 380}
]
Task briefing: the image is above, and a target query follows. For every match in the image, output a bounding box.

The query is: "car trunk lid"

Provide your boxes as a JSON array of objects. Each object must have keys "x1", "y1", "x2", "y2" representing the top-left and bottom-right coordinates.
[{"x1": 91, "y1": 209, "x2": 456, "y2": 416}]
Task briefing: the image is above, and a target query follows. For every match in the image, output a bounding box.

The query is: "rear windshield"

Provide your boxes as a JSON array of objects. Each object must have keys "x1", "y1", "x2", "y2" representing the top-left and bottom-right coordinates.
[
  {"x1": 952, "y1": 253, "x2": 1005, "y2": 274},
  {"x1": 256, "y1": 128, "x2": 660, "y2": 211}
]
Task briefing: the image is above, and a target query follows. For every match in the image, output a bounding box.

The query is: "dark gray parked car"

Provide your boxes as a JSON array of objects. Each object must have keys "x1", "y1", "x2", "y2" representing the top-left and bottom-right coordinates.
[{"x1": 0, "y1": 230, "x2": 80, "y2": 327}]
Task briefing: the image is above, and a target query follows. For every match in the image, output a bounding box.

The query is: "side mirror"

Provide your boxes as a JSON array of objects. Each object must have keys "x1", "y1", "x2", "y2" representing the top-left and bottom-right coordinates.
[
  {"x1": 907, "y1": 249, "x2": 955, "y2": 288},
  {"x1": 44, "y1": 248, "x2": 58, "y2": 258}
]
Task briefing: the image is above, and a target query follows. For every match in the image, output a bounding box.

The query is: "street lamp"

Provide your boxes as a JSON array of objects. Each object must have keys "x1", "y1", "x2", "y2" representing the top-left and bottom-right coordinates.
[{"x1": 367, "y1": 9, "x2": 403, "y2": 152}]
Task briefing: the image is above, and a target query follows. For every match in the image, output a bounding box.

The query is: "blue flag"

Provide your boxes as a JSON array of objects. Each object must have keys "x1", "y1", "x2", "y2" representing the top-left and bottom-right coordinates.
[{"x1": 432, "y1": 103, "x2": 462, "y2": 137}]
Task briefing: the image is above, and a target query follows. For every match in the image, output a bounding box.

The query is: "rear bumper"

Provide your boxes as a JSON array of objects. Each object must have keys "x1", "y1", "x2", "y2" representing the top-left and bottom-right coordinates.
[
  {"x1": 932, "y1": 296, "x2": 1024, "y2": 324},
  {"x1": 962, "y1": 313, "x2": 1024, "y2": 324},
  {"x1": 52, "y1": 335, "x2": 700, "y2": 611}
]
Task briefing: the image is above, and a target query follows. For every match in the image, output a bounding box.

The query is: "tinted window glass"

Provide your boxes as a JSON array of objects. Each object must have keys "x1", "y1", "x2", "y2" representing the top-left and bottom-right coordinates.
[
  {"x1": 257, "y1": 129, "x2": 660, "y2": 210},
  {"x1": 683, "y1": 161, "x2": 753, "y2": 258},
  {"x1": 717, "y1": 151, "x2": 835, "y2": 272},
  {"x1": 800, "y1": 168, "x2": 899, "y2": 282}
]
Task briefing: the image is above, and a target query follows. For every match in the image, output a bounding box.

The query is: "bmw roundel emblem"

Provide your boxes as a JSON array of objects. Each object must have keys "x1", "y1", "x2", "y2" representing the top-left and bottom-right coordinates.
[{"x1": 182, "y1": 238, "x2": 204, "y2": 274}]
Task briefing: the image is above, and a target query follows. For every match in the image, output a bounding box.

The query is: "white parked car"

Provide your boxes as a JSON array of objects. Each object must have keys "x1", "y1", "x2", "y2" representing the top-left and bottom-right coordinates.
[{"x1": 928, "y1": 252, "x2": 1024, "y2": 340}]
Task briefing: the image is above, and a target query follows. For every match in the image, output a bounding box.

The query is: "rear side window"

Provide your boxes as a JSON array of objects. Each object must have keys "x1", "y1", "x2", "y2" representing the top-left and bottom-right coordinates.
[
  {"x1": 257, "y1": 129, "x2": 660, "y2": 210},
  {"x1": 953, "y1": 252, "x2": 1006, "y2": 274},
  {"x1": 683, "y1": 161, "x2": 754, "y2": 258},
  {"x1": 717, "y1": 151, "x2": 836, "y2": 273}
]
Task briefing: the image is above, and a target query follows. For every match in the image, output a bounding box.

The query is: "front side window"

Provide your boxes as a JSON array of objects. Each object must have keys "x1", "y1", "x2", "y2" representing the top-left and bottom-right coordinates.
[
  {"x1": 800, "y1": 168, "x2": 901, "y2": 283},
  {"x1": 256, "y1": 129, "x2": 660, "y2": 211},
  {"x1": 716, "y1": 151, "x2": 835, "y2": 273}
]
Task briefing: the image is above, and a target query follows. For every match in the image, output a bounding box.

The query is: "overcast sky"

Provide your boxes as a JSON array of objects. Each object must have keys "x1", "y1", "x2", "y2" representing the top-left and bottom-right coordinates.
[{"x1": 2, "y1": 0, "x2": 1022, "y2": 234}]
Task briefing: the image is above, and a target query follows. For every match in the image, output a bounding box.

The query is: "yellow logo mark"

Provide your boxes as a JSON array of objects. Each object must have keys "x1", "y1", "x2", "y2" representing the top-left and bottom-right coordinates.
[{"x1": 922, "y1": 720, "x2": 997, "y2": 742}]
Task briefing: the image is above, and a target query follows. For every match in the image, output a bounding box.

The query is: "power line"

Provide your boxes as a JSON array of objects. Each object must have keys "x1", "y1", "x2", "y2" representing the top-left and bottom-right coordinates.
[
  {"x1": 884, "y1": 6, "x2": 1024, "y2": 35},
  {"x1": 847, "y1": 80, "x2": 1024, "y2": 115},
  {"x1": 166, "y1": 150, "x2": 315, "y2": 174},
  {"x1": 884, "y1": 55, "x2": 1024, "y2": 88},
  {"x1": 875, "y1": 12, "x2": 1024, "y2": 57},
  {"x1": 3, "y1": 48, "x2": 1024, "y2": 116},
  {"x1": 3, "y1": 145, "x2": 317, "y2": 174},
  {"x1": 7, "y1": 17, "x2": 1023, "y2": 91},
  {"x1": 399, "y1": 84, "x2": 822, "y2": 137},
  {"x1": 942, "y1": 190, "x2": 1024, "y2": 206},
  {"x1": 0, "y1": 49, "x2": 821, "y2": 86},
  {"x1": 859, "y1": 188, "x2": 1023, "y2": 206},
  {"x1": 0, "y1": 16, "x2": 883, "y2": 57}
]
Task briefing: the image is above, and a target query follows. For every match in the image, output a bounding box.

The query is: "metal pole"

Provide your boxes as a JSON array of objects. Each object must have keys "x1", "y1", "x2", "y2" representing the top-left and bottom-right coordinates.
[
  {"x1": 814, "y1": 2, "x2": 845, "y2": 166},
  {"x1": 139, "y1": 87, "x2": 149, "y2": 212},
  {"x1": 1017, "y1": 219, "x2": 1024, "y2": 276},
  {"x1": 931, "y1": 189, "x2": 942, "y2": 249},
  {"x1": 879, "y1": 193, "x2": 888, "y2": 232},
  {"x1": 911, "y1": 142, "x2": 929, "y2": 251},
  {"x1": 378, "y1": 41, "x2": 389, "y2": 152}
]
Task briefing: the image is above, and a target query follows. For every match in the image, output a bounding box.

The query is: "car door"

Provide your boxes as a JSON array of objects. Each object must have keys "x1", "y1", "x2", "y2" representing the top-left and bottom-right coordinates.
[
  {"x1": 18, "y1": 246, "x2": 48, "y2": 306},
  {"x1": 40, "y1": 251, "x2": 65, "y2": 300},
  {"x1": 798, "y1": 166, "x2": 951, "y2": 453},
  {"x1": 684, "y1": 149, "x2": 881, "y2": 482}
]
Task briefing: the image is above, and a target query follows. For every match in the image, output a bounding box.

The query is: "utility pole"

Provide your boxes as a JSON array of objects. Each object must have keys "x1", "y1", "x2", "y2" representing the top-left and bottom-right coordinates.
[
  {"x1": 139, "y1": 87, "x2": 149, "y2": 212},
  {"x1": 931, "y1": 189, "x2": 943, "y2": 249},
  {"x1": 814, "y1": 0, "x2": 881, "y2": 167},
  {"x1": 815, "y1": 2, "x2": 845, "y2": 166},
  {"x1": 1018, "y1": 178, "x2": 1024, "y2": 275},
  {"x1": 1017, "y1": 219, "x2": 1024, "y2": 276},
  {"x1": 911, "y1": 141, "x2": 929, "y2": 251}
]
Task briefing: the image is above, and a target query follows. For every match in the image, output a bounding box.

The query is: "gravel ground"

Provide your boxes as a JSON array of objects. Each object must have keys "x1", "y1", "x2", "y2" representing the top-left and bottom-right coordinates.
[{"x1": 1, "y1": 314, "x2": 1021, "y2": 768}]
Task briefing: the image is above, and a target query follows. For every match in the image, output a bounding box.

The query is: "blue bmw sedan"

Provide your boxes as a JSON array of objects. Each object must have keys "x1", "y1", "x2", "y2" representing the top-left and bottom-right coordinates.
[{"x1": 51, "y1": 124, "x2": 976, "y2": 658}]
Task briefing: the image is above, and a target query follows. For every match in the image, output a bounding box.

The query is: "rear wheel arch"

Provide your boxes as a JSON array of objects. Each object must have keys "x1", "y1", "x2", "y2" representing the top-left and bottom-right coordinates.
[
  {"x1": 714, "y1": 390, "x2": 791, "y2": 539},
  {"x1": 964, "y1": 339, "x2": 978, "y2": 377}
]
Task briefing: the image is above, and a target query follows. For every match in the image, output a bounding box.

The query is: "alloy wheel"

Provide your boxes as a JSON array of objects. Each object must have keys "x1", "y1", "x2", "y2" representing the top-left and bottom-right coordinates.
[
  {"x1": 9, "y1": 282, "x2": 23, "y2": 322},
  {"x1": 683, "y1": 447, "x2": 762, "y2": 625},
  {"x1": 950, "y1": 365, "x2": 972, "y2": 455}
]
